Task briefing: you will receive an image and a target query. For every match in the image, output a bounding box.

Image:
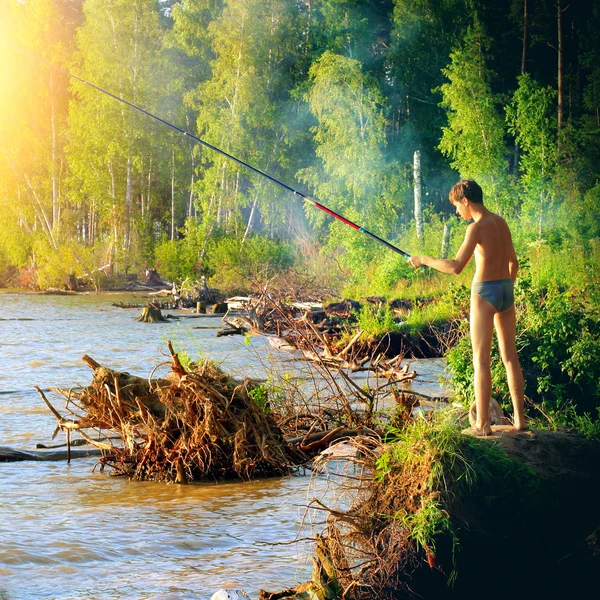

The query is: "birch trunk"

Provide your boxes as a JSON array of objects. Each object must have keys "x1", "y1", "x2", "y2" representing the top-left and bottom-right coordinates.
[
  {"x1": 188, "y1": 149, "x2": 195, "y2": 218},
  {"x1": 441, "y1": 221, "x2": 451, "y2": 259},
  {"x1": 241, "y1": 195, "x2": 258, "y2": 245},
  {"x1": 557, "y1": 0, "x2": 564, "y2": 147},
  {"x1": 125, "y1": 156, "x2": 132, "y2": 251},
  {"x1": 50, "y1": 72, "x2": 58, "y2": 229}
]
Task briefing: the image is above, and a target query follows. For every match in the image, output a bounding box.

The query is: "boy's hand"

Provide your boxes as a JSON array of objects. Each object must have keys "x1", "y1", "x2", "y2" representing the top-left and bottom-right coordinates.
[{"x1": 408, "y1": 255, "x2": 425, "y2": 268}]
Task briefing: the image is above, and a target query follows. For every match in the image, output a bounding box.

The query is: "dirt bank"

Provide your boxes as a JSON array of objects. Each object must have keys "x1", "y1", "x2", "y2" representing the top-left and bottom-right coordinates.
[{"x1": 267, "y1": 423, "x2": 600, "y2": 600}]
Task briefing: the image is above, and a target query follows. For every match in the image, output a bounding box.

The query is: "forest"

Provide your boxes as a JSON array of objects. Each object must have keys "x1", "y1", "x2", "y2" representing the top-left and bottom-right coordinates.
[
  {"x1": 1, "y1": 0, "x2": 599, "y2": 296},
  {"x1": 2, "y1": 4, "x2": 600, "y2": 593}
]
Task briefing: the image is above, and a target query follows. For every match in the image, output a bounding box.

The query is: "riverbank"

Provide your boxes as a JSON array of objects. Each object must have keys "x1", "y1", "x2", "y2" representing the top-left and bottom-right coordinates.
[{"x1": 262, "y1": 421, "x2": 600, "y2": 600}]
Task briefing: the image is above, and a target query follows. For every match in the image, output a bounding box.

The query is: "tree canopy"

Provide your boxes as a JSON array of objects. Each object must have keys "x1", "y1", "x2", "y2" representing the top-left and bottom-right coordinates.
[{"x1": 1, "y1": 0, "x2": 599, "y2": 289}]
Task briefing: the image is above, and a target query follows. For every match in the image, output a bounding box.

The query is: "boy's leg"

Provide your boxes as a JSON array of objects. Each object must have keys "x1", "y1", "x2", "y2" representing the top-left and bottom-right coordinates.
[
  {"x1": 494, "y1": 306, "x2": 527, "y2": 430},
  {"x1": 470, "y1": 292, "x2": 496, "y2": 435}
]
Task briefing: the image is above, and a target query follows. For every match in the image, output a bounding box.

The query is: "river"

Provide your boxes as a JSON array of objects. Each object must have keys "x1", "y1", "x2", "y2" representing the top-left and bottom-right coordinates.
[{"x1": 0, "y1": 292, "x2": 449, "y2": 600}]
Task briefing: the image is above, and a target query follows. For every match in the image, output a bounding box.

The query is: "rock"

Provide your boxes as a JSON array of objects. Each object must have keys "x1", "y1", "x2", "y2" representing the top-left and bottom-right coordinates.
[
  {"x1": 468, "y1": 397, "x2": 509, "y2": 427},
  {"x1": 210, "y1": 590, "x2": 249, "y2": 600}
]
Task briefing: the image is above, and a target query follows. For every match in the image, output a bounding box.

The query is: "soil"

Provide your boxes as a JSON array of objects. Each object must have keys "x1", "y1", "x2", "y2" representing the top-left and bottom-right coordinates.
[{"x1": 435, "y1": 426, "x2": 600, "y2": 600}]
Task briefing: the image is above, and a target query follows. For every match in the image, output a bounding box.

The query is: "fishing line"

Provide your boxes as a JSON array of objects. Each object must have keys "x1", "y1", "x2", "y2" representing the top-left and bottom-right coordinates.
[{"x1": 5, "y1": 42, "x2": 412, "y2": 259}]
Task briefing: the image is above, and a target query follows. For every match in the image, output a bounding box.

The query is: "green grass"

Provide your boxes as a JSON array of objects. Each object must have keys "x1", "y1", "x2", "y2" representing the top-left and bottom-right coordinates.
[
  {"x1": 355, "y1": 303, "x2": 400, "y2": 337},
  {"x1": 402, "y1": 295, "x2": 460, "y2": 333},
  {"x1": 374, "y1": 412, "x2": 540, "y2": 582}
]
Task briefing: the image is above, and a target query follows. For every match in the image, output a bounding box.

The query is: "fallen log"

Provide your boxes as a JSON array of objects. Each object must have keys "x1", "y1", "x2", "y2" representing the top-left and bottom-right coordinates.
[{"x1": 0, "y1": 445, "x2": 102, "y2": 462}]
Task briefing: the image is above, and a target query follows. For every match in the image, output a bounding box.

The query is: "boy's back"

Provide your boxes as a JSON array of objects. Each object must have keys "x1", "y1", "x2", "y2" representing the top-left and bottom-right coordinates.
[{"x1": 470, "y1": 212, "x2": 517, "y2": 282}]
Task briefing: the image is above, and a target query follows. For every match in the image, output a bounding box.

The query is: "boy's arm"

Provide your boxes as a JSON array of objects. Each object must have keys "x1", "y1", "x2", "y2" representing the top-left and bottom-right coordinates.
[
  {"x1": 504, "y1": 219, "x2": 519, "y2": 281},
  {"x1": 409, "y1": 223, "x2": 478, "y2": 274},
  {"x1": 508, "y1": 243, "x2": 519, "y2": 281}
]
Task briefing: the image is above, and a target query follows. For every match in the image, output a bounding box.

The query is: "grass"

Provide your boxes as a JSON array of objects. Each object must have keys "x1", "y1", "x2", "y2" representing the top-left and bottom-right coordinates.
[
  {"x1": 355, "y1": 303, "x2": 400, "y2": 338},
  {"x1": 402, "y1": 294, "x2": 460, "y2": 334},
  {"x1": 373, "y1": 411, "x2": 540, "y2": 583},
  {"x1": 527, "y1": 400, "x2": 600, "y2": 440}
]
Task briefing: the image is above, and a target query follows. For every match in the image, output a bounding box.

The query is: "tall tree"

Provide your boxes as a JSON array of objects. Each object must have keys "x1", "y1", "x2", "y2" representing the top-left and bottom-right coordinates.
[
  {"x1": 506, "y1": 73, "x2": 557, "y2": 237},
  {"x1": 0, "y1": 0, "x2": 77, "y2": 259},
  {"x1": 298, "y1": 51, "x2": 398, "y2": 269},
  {"x1": 187, "y1": 0, "x2": 300, "y2": 243},
  {"x1": 438, "y1": 17, "x2": 509, "y2": 211},
  {"x1": 67, "y1": 0, "x2": 167, "y2": 271}
]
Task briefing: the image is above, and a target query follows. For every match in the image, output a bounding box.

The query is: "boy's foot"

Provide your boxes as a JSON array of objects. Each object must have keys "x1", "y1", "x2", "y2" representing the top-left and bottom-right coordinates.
[
  {"x1": 473, "y1": 424, "x2": 493, "y2": 436},
  {"x1": 512, "y1": 418, "x2": 529, "y2": 432}
]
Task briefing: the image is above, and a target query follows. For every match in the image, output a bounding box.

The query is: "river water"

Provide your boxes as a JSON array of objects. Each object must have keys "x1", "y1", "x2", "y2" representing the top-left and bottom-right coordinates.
[{"x1": 0, "y1": 292, "x2": 449, "y2": 600}]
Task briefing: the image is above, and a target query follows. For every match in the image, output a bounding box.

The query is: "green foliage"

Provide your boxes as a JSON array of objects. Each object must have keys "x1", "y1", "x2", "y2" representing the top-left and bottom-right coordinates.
[
  {"x1": 438, "y1": 17, "x2": 508, "y2": 211},
  {"x1": 154, "y1": 238, "x2": 184, "y2": 282},
  {"x1": 522, "y1": 285, "x2": 600, "y2": 411},
  {"x1": 299, "y1": 50, "x2": 398, "y2": 275},
  {"x1": 528, "y1": 401, "x2": 600, "y2": 440},
  {"x1": 356, "y1": 303, "x2": 399, "y2": 338},
  {"x1": 207, "y1": 234, "x2": 294, "y2": 290},
  {"x1": 446, "y1": 269, "x2": 600, "y2": 414},
  {"x1": 506, "y1": 73, "x2": 557, "y2": 233},
  {"x1": 153, "y1": 219, "x2": 207, "y2": 281},
  {"x1": 403, "y1": 295, "x2": 458, "y2": 334},
  {"x1": 563, "y1": 183, "x2": 600, "y2": 241},
  {"x1": 32, "y1": 240, "x2": 79, "y2": 290},
  {"x1": 525, "y1": 239, "x2": 598, "y2": 291},
  {"x1": 248, "y1": 384, "x2": 270, "y2": 414}
]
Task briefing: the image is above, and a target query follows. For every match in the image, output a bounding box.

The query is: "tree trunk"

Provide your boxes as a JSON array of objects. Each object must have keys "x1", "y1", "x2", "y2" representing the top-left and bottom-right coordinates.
[
  {"x1": 557, "y1": 0, "x2": 564, "y2": 150},
  {"x1": 50, "y1": 72, "x2": 58, "y2": 229},
  {"x1": 125, "y1": 156, "x2": 132, "y2": 251},
  {"x1": 241, "y1": 195, "x2": 259, "y2": 245},
  {"x1": 109, "y1": 161, "x2": 118, "y2": 272},
  {"x1": 136, "y1": 304, "x2": 169, "y2": 323},
  {"x1": 413, "y1": 150, "x2": 423, "y2": 242},
  {"x1": 143, "y1": 157, "x2": 152, "y2": 219},
  {"x1": 514, "y1": 0, "x2": 529, "y2": 173},
  {"x1": 188, "y1": 148, "x2": 195, "y2": 218},
  {"x1": 521, "y1": 0, "x2": 528, "y2": 75},
  {"x1": 441, "y1": 221, "x2": 451, "y2": 259}
]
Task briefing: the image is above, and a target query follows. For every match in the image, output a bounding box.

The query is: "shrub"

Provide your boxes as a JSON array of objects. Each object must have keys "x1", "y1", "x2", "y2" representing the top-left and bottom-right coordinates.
[
  {"x1": 446, "y1": 273, "x2": 600, "y2": 415},
  {"x1": 356, "y1": 303, "x2": 399, "y2": 338},
  {"x1": 207, "y1": 235, "x2": 294, "y2": 291}
]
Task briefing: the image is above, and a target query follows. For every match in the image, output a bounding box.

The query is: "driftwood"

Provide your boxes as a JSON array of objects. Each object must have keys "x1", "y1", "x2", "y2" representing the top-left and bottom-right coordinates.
[
  {"x1": 38, "y1": 342, "x2": 308, "y2": 482},
  {"x1": 219, "y1": 293, "x2": 418, "y2": 383},
  {"x1": 0, "y1": 446, "x2": 102, "y2": 462}
]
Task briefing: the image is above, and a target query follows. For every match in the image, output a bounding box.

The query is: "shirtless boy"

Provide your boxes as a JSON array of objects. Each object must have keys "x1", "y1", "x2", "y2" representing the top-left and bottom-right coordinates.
[{"x1": 408, "y1": 179, "x2": 526, "y2": 435}]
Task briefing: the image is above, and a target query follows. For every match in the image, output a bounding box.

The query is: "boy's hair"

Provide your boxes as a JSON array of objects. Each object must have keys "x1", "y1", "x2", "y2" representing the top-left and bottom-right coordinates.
[{"x1": 449, "y1": 179, "x2": 483, "y2": 204}]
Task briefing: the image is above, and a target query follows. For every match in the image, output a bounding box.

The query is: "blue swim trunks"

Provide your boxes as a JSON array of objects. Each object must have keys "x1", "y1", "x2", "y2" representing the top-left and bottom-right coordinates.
[{"x1": 472, "y1": 279, "x2": 514, "y2": 312}]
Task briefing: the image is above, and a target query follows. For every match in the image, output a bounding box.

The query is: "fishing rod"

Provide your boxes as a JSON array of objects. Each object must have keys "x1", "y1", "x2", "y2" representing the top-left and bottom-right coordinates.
[{"x1": 6, "y1": 43, "x2": 413, "y2": 259}]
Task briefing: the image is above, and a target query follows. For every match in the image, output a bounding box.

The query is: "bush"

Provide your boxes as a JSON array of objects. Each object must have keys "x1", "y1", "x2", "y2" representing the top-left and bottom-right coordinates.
[
  {"x1": 446, "y1": 272, "x2": 600, "y2": 415},
  {"x1": 356, "y1": 303, "x2": 400, "y2": 338},
  {"x1": 207, "y1": 235, "x2": 294, "y2": 290},
  {"x1": 33, "y1": 240, "x2": 81, "y2": 290}
]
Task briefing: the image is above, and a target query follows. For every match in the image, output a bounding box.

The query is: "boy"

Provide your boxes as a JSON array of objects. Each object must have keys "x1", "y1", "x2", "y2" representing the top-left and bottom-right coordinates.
[{"x1": 408, "y1": 179, "x2": 526, "y2": 435}]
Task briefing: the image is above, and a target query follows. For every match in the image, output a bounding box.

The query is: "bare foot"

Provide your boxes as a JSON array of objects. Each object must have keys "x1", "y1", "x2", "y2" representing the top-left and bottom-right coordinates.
[
  {"x1": 473, "y1": 424, "x2": 493, "y2": 436},
  {"x1": 512, "y1": 418, "x2": 529, "y2": 432}
]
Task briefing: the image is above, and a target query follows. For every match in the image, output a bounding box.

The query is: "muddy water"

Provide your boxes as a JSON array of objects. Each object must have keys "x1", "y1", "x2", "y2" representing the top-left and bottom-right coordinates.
[{"x1": 0, "y1": 292, "x2": 449, "y2": 599}]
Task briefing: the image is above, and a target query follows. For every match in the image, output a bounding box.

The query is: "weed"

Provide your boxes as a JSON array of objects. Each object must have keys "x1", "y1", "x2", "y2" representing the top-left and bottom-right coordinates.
[{"x1": 355, "y1": 303, "x2": 399, "y2": 338}]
